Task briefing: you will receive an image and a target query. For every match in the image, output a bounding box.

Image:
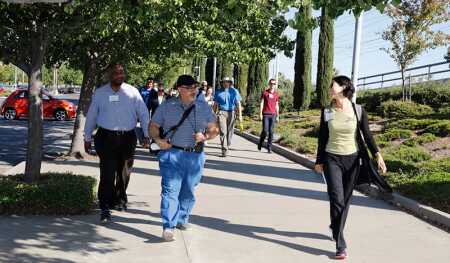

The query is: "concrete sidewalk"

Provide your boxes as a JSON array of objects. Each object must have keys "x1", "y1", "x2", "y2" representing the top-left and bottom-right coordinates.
[{"x1": 1, "y1": 136, "x2": 449, "y2": 262}]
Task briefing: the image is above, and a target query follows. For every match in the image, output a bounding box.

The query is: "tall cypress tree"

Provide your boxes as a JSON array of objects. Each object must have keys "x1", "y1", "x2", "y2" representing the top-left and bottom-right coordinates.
[
  {"x1": 293, "y1": 4, "x2": 312, "y2": 110},
  {"x1": 316, "y1": 5, "x2": 334, "y2": 108}
]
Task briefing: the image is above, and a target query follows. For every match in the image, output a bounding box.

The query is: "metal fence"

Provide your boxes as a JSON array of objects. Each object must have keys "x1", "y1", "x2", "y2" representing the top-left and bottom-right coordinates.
[{"x1": 357, "y1": 61, "x2": 450, "y2": 90}]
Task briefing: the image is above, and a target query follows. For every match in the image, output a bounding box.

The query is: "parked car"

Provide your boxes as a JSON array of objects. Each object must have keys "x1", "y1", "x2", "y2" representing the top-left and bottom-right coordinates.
[{"x1": 0, "y1": 89, "x2": 77, "y2": 121}]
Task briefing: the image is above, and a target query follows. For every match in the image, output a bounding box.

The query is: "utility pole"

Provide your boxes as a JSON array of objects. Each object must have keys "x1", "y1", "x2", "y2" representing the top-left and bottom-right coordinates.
[
  {"x1": 351, "y1": 13, "x2": 363, "y2": 102},
  {"x1": 212, "y1": 57, "x2": 217, "y2": 90},
  {"x1": 275, "y1": 52, "x2": 279, "y2": 88}
]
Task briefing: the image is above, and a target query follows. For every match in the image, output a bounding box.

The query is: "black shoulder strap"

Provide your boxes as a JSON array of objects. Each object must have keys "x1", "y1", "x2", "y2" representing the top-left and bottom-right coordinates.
[{"x1": 162, "y1": 104, "x2": 195, "y2": 138}]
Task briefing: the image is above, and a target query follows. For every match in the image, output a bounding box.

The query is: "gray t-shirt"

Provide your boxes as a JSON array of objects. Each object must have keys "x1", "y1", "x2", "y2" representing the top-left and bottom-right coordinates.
[{"x1": 152, "y1": 98, "x2": 216, "y2": 148}]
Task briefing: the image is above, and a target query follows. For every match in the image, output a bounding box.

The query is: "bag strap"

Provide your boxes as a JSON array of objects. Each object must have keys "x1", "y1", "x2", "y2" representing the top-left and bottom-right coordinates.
[
  {"x1": 351, "y1": 103, "x2": 369, "y2": 153},
  {"x1": 162, "y1": 104, "x2": 196, "y2": 139}
]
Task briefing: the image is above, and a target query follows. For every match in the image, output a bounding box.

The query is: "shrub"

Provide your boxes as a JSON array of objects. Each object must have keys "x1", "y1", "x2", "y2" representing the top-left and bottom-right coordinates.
[
  {"x1": 386, "y1": 171, "x2": 450, "y2": 213},
  {"x1": 384, "y1": 145, "x2": 432, "y2": 163},
  {"x1": 293, "y1": 120, "x2": 319, "y2": 129},
  {"x1": 278, "y1": 131, "x2": 317, "y2": 154},
  {"x1": 0, "y1": 173, "x2": 96, "y2": 215},
  {"x1": 383, "y1": 146, "x2": 432, "y2": 173},
  {"x1": 423, "y1": 121, "x2": 450, "y2": 137},
  {"x1": 357, "y1": 81, "x2": 450, "y2": 112},
  {"x1": 377, "y1": 128, "x2": 413, "y2": 142},
  {"x1": 403, "y1": 133, "x2": 436, "y2": 147},
  {"x1": 379, "y1": 100, "x2": 433, "y2": 119},
  {"x1": 386, "y1": 119, "x2": 439, "y2": 130}
]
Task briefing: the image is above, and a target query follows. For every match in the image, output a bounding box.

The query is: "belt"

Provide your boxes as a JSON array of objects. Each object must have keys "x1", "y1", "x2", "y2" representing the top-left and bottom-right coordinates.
[
  {"x1": 172, "y1": 145, "x2": 200, "y2": 153},
  {"x1": 98, "y1": 127, "x2": 135, "y2": 136},
  {"x1": 219, "y1": 109, "x2": 234, "y2": 112}
]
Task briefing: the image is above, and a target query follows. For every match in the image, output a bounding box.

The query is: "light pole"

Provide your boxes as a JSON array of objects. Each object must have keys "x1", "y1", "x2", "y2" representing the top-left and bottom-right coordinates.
[{"x1": 351, "y1": 13, "x2": 363, "y2": 102}]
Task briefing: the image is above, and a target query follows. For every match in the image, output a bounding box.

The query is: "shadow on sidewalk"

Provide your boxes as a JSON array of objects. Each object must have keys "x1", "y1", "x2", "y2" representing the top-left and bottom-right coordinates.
[
  {"x1": 0, "y1": 215, "x2": 121, "y2": 263},
  {"x1": 190, "y1": 214, "x2": 335, "y2": 257},
  {"x1": 127, "y1": 208, "x2": 334, "y2": 258},
  {"x1": 204, "y1": 159, "x2": 321, "y2": 184}
]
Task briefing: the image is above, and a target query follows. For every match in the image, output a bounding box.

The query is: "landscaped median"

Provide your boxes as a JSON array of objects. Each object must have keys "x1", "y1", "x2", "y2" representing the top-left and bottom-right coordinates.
[
  {"x1": 0, "y1": 172, "x2": 96, "y2": 215},
  {"x1": 241, "y1": 101, "x2": 450, "y2": 215}
]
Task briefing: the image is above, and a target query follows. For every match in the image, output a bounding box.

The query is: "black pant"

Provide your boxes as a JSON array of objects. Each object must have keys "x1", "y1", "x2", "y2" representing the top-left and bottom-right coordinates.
[
  {"x1": 94, "y1": 128, "x2": 137, "y2": 210},
  {"x1": 323, "y1": 152, "x2": 359, "y2": 251},
  {"x1": 258, "y1": 114, "x2": 276, "y2": 149}
]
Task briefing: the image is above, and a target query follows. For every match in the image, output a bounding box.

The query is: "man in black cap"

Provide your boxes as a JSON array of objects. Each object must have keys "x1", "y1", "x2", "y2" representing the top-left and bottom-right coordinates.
[{"x1": 149, "y1": 74, "x2": 219, "y2": 242}]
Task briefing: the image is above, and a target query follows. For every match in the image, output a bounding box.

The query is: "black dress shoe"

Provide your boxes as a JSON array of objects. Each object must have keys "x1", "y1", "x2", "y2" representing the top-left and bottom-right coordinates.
[
  {"x1": 100, "y1": 209, "x2": 111, "y2": 224},
  {"x1": 257, "y1": 143, "x2": 262, "y2": 151}
]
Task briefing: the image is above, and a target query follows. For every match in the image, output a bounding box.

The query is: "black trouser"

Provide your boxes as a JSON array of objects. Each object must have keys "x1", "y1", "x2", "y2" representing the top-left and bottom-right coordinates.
[
  {"x1": 94, "y1": 128, "x2": 137, "y2": 210},
  {"x1": 258, "y1": 114, "x2": 276, "y2": 149},
  {"x1": 323, "y1": 152, "x2": 359, "y2": 251}
]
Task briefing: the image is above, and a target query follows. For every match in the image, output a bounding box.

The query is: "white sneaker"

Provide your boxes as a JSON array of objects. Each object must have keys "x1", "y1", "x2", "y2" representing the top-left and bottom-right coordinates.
[{"x1": 162, "y1": 229, "x2": 175, "y2": 242}]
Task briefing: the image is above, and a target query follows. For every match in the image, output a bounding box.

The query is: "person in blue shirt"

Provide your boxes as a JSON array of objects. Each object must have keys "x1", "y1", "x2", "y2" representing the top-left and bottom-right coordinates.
[
  {"x1": 213, "y1": 77, "x2": 243, "y2": 157},
  {"x1": 149, "y1": 75, "x2": 219, "y2": 242},
  {"x1": 135, "y1": 77, "x2": 154, "y2": 147}
]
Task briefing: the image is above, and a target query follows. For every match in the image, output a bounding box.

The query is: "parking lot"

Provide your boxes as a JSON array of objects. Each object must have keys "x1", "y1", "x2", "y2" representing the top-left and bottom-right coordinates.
[{"x1": 0, "y1": 93, "x2": 79, "y2": 174}]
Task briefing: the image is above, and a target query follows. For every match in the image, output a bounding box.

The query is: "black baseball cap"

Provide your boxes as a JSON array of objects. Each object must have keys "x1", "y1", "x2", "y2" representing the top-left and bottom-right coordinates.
[{"x1": 176, "y1": 75, "x2": 197, "y2": 87}]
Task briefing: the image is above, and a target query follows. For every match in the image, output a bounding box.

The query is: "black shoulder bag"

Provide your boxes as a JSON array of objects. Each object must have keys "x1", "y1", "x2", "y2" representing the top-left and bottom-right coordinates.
[{"x1": 352, "y1": 103, "x2": 393, "y2": 193}]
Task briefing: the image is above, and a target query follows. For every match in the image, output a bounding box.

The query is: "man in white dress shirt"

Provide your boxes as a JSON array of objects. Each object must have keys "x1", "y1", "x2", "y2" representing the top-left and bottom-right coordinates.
[{"x1": 84, "y1": 64, "x2": 150, "y2": 223}]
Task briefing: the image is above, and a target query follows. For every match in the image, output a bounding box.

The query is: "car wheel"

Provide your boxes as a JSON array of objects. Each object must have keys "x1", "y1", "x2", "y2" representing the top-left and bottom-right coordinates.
[
  {"x1": 54, "y1": 109, "x2": 67, "y2": 121},
  {"x1": 4, "y1": 108, "x2": 17, "y2": 120}
]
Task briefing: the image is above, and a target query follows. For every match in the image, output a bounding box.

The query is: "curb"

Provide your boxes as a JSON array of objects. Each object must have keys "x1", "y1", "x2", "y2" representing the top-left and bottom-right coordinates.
[
  {"x1": 235, "y1": 130, "x2": 450, "y2": 231},
  {"x1": 1, "y1": 161, "x2": 26, "y2": 176}
]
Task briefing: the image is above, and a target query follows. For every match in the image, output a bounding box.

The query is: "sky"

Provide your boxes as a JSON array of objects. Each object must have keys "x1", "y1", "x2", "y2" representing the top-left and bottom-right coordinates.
[{"x1": 269, "y1": 8, "x2": 450, "y2": 88}]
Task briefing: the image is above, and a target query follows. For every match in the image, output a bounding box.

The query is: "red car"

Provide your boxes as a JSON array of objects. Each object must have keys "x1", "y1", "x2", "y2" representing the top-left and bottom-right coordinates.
[{"x1": 1, "y1": 89, "x2": 77, "y2": 121}]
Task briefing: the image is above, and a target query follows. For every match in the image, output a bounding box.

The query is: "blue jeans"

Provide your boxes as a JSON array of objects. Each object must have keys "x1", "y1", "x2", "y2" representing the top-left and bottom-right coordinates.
[
  {"x1": 259, "y1": 114, "x2": 276, "y2": 149},
  {"x1": 159, "y1": 148, "x2": 205, "y2": 229}
]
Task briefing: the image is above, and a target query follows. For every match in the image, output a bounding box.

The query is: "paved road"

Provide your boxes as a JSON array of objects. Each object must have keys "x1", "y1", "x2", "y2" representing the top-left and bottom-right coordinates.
[
  {"x1": 1, "y1": 136, "x2": 448, "y2": 262},
  {"x1": 0, "y1": 93, "x2": 79, "y2": 174}
]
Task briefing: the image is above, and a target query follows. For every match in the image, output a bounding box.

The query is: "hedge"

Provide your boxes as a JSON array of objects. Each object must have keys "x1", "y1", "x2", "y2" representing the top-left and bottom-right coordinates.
[
  {"x1": 379, "y1": 100, "x2": 433, "y2": 119},
  {"x1": 386, "y1": 119, "x2": 440, "y2": 130},
  {"x1": 377, "y1": 128, "x2": 413, "y2": 142},
  {"x1": 0, "y1": 173, "x2": 97, "y2": 215},
  {"x1": 357, "y1": 81, "x2": 450, "y2": 112},
  {"x1": 423, "y1": 121, "x2": 450, "y2": 137},
  {"x1": 403, "y1": 133, "x2": 437, "y2": 147}
]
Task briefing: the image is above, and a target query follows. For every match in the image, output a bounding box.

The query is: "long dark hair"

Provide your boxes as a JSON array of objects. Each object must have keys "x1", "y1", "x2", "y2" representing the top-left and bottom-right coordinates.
[{"x1": 332, "y1": 75, "x2": 355, "y2": 100}]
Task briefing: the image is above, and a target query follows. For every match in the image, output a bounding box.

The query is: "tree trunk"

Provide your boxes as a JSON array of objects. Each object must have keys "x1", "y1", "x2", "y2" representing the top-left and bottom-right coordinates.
[
  {"x1": 69, "y1": 58, "x2": 98, "y2": 158},
  {"x1": 25, "y1": 24, "x2": 47, "y2": 183},
  {"x1": 316, "y1": 5, "x2": 334, "y2": 108},
  {"x1": 205, "y1": 57, "x2": 215, "y2": 87},
  {"x1": 293, "y1": 4, "x2": 312, "y2": 110}
]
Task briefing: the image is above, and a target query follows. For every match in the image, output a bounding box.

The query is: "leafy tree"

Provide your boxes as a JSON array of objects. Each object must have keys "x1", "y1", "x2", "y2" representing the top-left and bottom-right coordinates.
[
  {"x1": 382, "y1": 0, "x2": 450, "y2": 100},
  {"x1": 0, "y1": 63, "x2": 15, "y2": 84},
  {"x1": 0, "y1": 2, "x2": 72, "y2": 182}
]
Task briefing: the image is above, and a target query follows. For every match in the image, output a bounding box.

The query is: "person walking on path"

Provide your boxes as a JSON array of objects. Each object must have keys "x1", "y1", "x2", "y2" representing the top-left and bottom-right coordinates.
[
  {"x1": 314, "y1": 75, "x2": 387, "y2": 260},
  {"x1": 149, "y1": 74, "x2": 219, "y2": 242},
  {"x1": 204, "y1": 86, "x2": 214, "y2": 107},
  {"x1": 135, "y1": 77, "x2": 154, "y2": 147},
  {"x1": 213, "y1": 77, "x2": 243, "y2": 157},
  {"x1": 258, "y1": 79, "x2": 279, "y2": 154},
  {"x1": 84, "y1": 64, "x2": 150, "y2": 223}
]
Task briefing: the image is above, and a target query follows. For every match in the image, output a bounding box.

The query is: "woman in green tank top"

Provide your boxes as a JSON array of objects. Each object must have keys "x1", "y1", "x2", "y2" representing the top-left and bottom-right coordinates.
[{"x1": 314, "y1": 76, "x2": 386, "y2": 260}]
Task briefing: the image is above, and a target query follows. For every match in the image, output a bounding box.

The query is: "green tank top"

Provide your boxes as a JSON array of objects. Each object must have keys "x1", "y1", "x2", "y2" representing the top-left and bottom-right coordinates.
[{"x1": 325, "y1": 108, "x2": 358, "y2": 155}]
